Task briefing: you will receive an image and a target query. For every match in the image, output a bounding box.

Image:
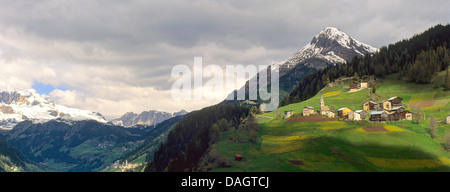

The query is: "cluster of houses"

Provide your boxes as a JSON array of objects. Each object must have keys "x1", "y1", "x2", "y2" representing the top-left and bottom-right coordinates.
[
  {"x1": 284, "y1": 94, "x2": 414, "y2": 122},
  {"x1": 340, "y1": 96, "x2": 412, "y2": 121},
  {"x1": 282, "y1": 79, "x2": 450, "y2": 123},
  {"x1": 111, "y1": 160, "x2": 141, "y2": 172}
]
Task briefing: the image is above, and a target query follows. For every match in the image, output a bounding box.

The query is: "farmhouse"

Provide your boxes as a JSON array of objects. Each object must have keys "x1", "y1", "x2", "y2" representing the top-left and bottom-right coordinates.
[
  {"x1": 404, "y1": 111, "x2": 413, "y2": 120},
  {"x1": 363, "y1": 101, "x2": 378, "y2": 111},
  {"x1": 347, "y1": 112, "x2": 361, "y2": 121},
  {"x1": 387, "y1": 96, "x2": 403, "y2": 107},
  {"x1": 379, "y1": 100, "x2": 392, "y2": 111},
  {"x1": 446, "y1": 115, "x2": 450, "y2": 124},
  {"x1": 355, "y1": 110, "x2": 367, "y2": 120},
  {"x1": 369, "y1": 110, "x2": 388, "y2": 121},
  {"x1": 326, "y1": 111, "x2": 335, "y2": 118},
  {"x1": 303, "y1": 106, "x2": 316, "y2": 116},
  {"x1": 337, "y1": 107, "x2": 352, "y2": 118},
  {"x1": 387, "y1": 106, "x2": 405, "y2": 121},
  {"x1": 284, "y1": 110, "x2": 293, "y2": 119},
  {"x1": 319, "y1": 94, "x2": 331, "y2": 116},
  {"x1": 359, "y1": 81, "x2": 368, "y2": 89}
]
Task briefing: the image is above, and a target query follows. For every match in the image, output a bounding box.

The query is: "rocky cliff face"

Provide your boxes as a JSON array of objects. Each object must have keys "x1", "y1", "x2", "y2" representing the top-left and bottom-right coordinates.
[{"x1": 112, "y1": 109, "x2": 188, "y2": 127}]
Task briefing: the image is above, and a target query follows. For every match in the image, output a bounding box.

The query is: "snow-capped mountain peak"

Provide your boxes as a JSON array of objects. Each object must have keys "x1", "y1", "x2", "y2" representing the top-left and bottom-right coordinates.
[
  {"x1": 281, "y1": 27, "x2": 378, "y2": 69},
  {"x1": 0, "y1": 89, "x2": 107, "y2": 130}
]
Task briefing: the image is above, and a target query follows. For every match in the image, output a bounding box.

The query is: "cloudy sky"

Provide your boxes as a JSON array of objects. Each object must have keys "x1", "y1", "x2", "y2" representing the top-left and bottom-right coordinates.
[{"x1": 0, "y1": 0, "x2": 448, "y2": 118}]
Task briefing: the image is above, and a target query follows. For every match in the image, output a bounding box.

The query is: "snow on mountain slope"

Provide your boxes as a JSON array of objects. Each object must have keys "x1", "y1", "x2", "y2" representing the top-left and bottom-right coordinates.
[
  {"x1": 280, "y1": 27, "x2": 378, "y2": 69},
  {"x1": 112, "y1": 109, "x2": 188, "y2": 127},
  {"x1": 0, "y1": 89, "x2": 106, "y2": 130}
]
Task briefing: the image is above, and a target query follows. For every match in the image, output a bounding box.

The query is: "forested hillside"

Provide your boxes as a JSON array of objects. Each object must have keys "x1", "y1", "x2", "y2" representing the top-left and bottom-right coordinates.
[
  {"x1": 145, "y1": 105, "x2": 249, "y2": 172},
  {"x1": 0, "y1": 137, "x2": 40, "y2": 172}
]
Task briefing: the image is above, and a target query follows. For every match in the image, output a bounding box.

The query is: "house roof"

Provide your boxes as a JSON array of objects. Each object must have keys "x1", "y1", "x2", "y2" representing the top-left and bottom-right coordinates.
[
  {"x1": 304, "y1": 106, "x2": 314, "y2": 109},
  {"x1": 355, "y1": 110, "x2": 364, "y2": 113},
  {"x1": 369, "y1": 110, "x2": 386, "y2": 115},
  {"x1": 320, "y1": 106, "x2": 330, "y2": 111},
  {"x1": 388, "y1": 96, "x2": 403, "y2": 101},
  {"x1": 338, "y1": 107, "x2": 349, "y2": 111},
  {"x1": 390, "y1": 106, "x2": 405, "y2": 111}
]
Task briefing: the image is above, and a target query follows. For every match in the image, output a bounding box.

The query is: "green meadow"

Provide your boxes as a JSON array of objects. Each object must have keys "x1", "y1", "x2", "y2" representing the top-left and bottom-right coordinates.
[{"x1": 211, "y1": 73, "x2": 450, "y2": 172}]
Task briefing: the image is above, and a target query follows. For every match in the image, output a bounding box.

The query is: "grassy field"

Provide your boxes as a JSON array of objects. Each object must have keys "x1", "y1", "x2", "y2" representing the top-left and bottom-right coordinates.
[{"x1": 211, "y1": 73, "x2": 450, "y2": 172}]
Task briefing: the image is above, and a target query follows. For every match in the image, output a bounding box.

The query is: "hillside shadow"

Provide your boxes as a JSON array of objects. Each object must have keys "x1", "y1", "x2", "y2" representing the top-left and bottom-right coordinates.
[{"x1": 309, "y1": 136, "x2": 450, "y2": 172}]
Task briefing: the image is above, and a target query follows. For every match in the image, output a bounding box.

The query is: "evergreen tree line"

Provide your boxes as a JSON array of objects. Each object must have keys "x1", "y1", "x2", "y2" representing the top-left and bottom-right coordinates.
[
  {"x1": 144, "y1": 104, "x2": 249, "y2": 172},
  {"x1": 281, "y1": 24, "x2": 450, "y2": 106}
]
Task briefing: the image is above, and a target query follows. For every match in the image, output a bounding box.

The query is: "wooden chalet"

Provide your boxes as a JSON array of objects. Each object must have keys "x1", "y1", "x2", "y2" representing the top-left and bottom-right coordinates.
[
  {"x1": 369, "y1": 110, "x2": 388, "y2": 121},
  {"x1": 403, "y1": 111, "x2": 412, "y2": 120},
  {"x1": 387, "y1": 96, "x2": 403, "y2": 107},
  {"x1": 379, "y1": 100, "x2": 392, "y2": 111},
  {"x1": 363, "y1": 101, "x2": 377, "y2": 111}
]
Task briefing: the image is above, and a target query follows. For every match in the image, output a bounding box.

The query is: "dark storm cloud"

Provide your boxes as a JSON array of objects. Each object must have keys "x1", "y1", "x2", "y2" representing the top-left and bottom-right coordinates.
[{"x1": 0, "y1": 0, "x2": 448, "y2": 116}]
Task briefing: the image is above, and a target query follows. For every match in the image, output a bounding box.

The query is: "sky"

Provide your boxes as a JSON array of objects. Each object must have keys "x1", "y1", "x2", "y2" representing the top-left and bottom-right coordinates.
[{"x1": 0, "y1": 0, "x2": 448, "y2": 119}]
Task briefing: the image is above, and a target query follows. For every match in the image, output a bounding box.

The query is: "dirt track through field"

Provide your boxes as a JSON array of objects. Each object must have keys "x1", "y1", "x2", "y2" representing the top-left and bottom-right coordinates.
[{"x1": 409, "y1": 100, "x2": 435, "y2": 108}]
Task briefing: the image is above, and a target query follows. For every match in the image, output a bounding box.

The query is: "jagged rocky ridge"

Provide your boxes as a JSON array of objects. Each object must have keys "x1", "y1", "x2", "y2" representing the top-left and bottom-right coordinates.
[{"x1": 112, "y1": 109, "x2": 188, "y2": 127}]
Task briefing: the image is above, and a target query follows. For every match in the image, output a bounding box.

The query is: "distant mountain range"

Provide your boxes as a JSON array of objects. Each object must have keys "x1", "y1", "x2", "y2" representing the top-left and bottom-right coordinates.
[
  {"x1": 0, "y1": 89, "x2": 189, "y2": 130},
  {"x1": 111, "y1": 109, "x2": 188, "y2": 127},
  {"x1": 0, "y1": 89, "x2": 106, "y2": 130}
]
